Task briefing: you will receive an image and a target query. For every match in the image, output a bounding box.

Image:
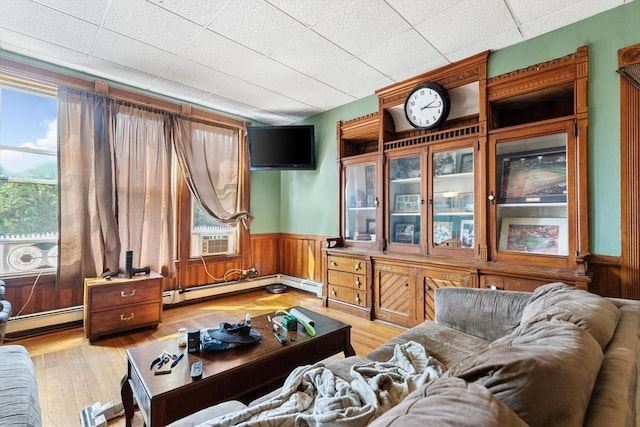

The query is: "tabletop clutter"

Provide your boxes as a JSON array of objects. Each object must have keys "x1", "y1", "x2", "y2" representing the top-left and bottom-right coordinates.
[{"x1": 149, "y1": 308, "x2": 317, "y2": 376}]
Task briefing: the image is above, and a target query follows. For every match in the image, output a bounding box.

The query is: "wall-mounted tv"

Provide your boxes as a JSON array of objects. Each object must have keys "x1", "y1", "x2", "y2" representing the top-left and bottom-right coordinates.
[{"x1": 247, "y1": 125, "x2": 316, "y2": 170}]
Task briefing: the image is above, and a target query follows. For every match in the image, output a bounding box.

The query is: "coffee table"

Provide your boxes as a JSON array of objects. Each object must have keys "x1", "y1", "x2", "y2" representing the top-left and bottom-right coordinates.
[{"x1": 120, "y1": 306, "x2": 356, "y2": 427}]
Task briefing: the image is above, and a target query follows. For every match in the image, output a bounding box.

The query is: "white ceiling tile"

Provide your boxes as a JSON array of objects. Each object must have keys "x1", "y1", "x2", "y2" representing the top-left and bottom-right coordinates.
[
  {"x1": 519, "y1": 0, "x2": 628, "y2": 39},
  {"x1": 207, "y1": 0, "x2": 307, "y2": 56},
  {"x1": 0, "y1": 28, "x2": 89, "y2": 69},
  {"x1": 161, "y1": 58, "x2": 233, "y2": 94},
  {"x1": 85, "y1": 56, "x2": 159, "y2": 88},
  {"x1": 267, "y1": 0, "x2": 345, "y2": 26},
  {"x1": 147, "y1": 0, "x2": 228, "y2": 26},
  {"x1": 358, "y1": 29, "x2": 441, "y2": 78},
  {"x1": 92, "y1": 29, "x2": 176, "y2": 76},
  {"x1": 389, "y1": 55, "x2": 450, "y2": 82},
  {"x1": 0, "y1": 0, "x2": 98, "y2": 53},
  {"x1": 385, "y1": 0, "x2": 465, "y2": 26},
  {"x1": 276, "y1": 75, "x2": 356, "y2": 110},
  {"x1": 32, "y1": 0, "x2": 109, "y2": 24},
  {"x1": 147, "y1": 78, "x2": 211, "y2": 104},
  {"x1": 313, "y1": 0, "x2": 411, "y2": 56},
  {"x1": 415, "y1": 0, "x2": 516, "y2": 55},
  {"x1": 445, "y1": 27, "x2": 522, "y2": 63},
  {"x1": 270, "y1": 29, "x2": 354, "y2": 78},
  {"x1": 103, "y1": 0, "x2": 203, "y2": 54},
  {"x1": 182, "y1": 29, "x2": 261, "y2": 78},
  {"x1": 316, "y1": 58, "x2": 394, "y2": 99}
]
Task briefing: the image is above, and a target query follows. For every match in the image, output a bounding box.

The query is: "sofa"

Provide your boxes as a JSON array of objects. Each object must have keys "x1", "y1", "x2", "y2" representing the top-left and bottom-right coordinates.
[
  {"x1": 0, "y1": 280, "x2": 11, "y2": 345},
  {"x1": 168, "y1": 282, "x2": 640, "y2": 426}
]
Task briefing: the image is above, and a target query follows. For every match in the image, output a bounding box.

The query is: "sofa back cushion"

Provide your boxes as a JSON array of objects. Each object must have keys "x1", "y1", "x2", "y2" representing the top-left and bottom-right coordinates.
[
  {"x1": 435, "y1": 287, "x2": 531, "y2": 341},
  {"x1": 520, "y1": 282, "x2": 620, "y2": 349},
  {"x1": 446, "y1": 319, "x2": 603, "y2": 427},
  {"x1": 368, "y1": 377, "x2": 528, "y2": 427}
]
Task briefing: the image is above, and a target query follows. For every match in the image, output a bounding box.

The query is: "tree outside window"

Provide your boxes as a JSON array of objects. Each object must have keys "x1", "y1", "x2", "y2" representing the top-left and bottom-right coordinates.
[{"x1": 0, "y1": 85, "x2": 58, "y2": 274}]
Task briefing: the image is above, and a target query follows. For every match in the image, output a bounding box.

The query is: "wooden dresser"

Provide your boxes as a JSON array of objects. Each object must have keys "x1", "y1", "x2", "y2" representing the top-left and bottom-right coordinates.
[
  {"x1": 324, "y1": 253, "x2": 371, "y2": 318},
  {"x1": 84, "y1": 272, "x2": 163, "y2": 341}
]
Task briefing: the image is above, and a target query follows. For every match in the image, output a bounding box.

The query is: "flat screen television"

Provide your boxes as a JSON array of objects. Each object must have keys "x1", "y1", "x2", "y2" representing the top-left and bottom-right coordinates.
[{"x1": 247, "y1": 125, "x2": 316, "y2": 170}]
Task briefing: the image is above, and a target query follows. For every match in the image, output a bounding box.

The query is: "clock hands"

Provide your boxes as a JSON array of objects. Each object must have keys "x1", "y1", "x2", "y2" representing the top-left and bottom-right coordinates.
[{"x1": 420, "y1": 99, "x2": 442, "y2": 110}]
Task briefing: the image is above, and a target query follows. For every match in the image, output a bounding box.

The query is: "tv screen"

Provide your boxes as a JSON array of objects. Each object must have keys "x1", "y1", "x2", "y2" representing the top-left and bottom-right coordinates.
[{"x1": 247, "y1": 125, "x2": 315, "y2": 170}]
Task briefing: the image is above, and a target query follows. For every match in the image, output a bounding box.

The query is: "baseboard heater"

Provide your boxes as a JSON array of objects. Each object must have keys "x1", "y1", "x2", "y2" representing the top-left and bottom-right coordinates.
[
  {"x1": 7, "y1": 305, "x2": 84, "y2": 336},
  {"x1": 163, "y1": 274, "x2": 323, "y2": 305}
]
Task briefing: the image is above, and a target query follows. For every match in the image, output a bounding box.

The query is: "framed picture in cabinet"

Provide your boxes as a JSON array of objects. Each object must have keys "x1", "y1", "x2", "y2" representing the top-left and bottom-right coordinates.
[
  {"x1": 499, "y1": 217, "x2": 568, "y2": 255},
  {"x1": 457, "y1": 192, "x2": 474, "y2": 211},
  {"x1": 366, "y1": 218, "x2": 376, "y2": 235},
  {"x1": 497, "y1": 147, "x2": 567, "y2": 203},
  {"x1": 434, "y1": 152, "x2": 456, "y2": 176},
  {"x1": 460, "y1": 219, "x2": 474, "y2": 248},
  {"x1": 395, "y1": 223, "x2": 415, "y2": 243},
  {"x1": 433, "y1": 221, "x2": 454, "y2": 245},
  {"x1": 395, "y1": 194, "x2": 420, "y2": 212},
  {"x1": 458, "y1": 152, "x2": 473, "y2": 173}
]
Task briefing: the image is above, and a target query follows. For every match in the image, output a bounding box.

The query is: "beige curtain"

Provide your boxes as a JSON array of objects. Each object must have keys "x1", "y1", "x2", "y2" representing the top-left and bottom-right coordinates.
[
  {"x1": 57, "y1": 87, "x2": 119, "y2": 288},
  {"x1": 111, "y1": 103, "x2": 174, "y2": 276},
  {"x1": 173, "y1": 118, "x2": 251, "y2": 227}
]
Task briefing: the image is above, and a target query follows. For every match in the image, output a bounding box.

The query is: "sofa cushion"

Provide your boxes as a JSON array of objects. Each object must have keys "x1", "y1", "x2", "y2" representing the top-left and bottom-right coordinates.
[
  {"x1": 368, "y1": 377, "x2": 527, "y2": 427},
  {"x1": 0, "y1": 345, "x2": 42, "y2": 427},
  {"x1": 446, "y1": 319, "x2": 603, "y2": 427},
  {"x1": 435, "y1": 287, "x2": 531, "y2": 341},
  {"x1": 520, "y1": 282, "x2": 620, "y2": 349},
  {"x1": 366, "y1": 320, "x2": 489, "y2": 368},
  {"x1": 166, "y1": 401, "x2": 247, "y2": 427}
]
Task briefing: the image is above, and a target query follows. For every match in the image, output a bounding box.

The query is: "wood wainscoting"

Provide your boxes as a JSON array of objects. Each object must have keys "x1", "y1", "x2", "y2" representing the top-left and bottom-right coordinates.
[
  {"x1": 278, "y1": 233, "x2": 328, "y2": 283},
  {"x1": 589, "y1": 254, "x2": 622, "y2": 298}
]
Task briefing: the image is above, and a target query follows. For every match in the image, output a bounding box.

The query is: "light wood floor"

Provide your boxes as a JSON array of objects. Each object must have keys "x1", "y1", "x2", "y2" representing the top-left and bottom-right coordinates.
[{"x1": 9, "y1": 288, "x2": 404, "y2": 427}]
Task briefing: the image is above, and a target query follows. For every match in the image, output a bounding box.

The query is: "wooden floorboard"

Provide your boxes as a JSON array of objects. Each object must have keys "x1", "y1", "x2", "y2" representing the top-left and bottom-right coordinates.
[{"x1": 8, "y1": 288, "x2": 404, "y2": 427}]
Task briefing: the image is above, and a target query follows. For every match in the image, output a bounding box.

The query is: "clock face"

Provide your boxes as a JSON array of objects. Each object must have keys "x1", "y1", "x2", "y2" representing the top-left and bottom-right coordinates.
[{"x1": 404, "y1": 83, "x2": 450, "y2": 129}]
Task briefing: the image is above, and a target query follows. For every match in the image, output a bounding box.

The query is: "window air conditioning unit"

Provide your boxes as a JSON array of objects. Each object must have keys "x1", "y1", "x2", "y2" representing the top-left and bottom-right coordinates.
[{"x1": 200, "y1": 234, "x2": 230, "y2": 256}]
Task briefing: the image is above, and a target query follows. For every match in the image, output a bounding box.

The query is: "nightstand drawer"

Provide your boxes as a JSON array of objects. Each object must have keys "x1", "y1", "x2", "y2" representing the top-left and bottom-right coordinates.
[
  {"x1": 327, "y1": 256, "x2": 366, "y2": 274},
  {"x1": 328, "y1": 270, "x2": 366, "y2": 290},
  {"x1": 89, "y1": 279, "x2": 161, "y2": 310},
  {"x1": 89, "y1": 302, "x2": 161, "y2": 336}
]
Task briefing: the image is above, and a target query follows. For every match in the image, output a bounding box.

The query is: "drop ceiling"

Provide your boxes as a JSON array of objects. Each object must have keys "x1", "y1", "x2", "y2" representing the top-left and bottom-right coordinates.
[{"x1": 0, "y1": 0, "x2": 631, "y2": 125}]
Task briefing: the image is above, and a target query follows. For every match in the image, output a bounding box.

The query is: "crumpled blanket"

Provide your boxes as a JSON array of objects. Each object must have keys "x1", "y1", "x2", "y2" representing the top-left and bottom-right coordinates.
[{"x1": 197, "y1": 340, "x2": 444, "y2": 427}]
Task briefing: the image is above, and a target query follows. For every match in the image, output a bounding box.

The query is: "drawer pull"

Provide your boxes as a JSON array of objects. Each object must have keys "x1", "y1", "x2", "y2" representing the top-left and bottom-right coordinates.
[
  {"x1": 121, "y1": 290, "x2": 136, "y2": 298},
  {"x1": 332, "y1": 288, "x2": 337, "y2": 297},
  {"x1": 120, "y1": 313, "x2": 135, "y2": 321},
  {"x1": 354, "y1": 262, "x2": 361, "y2": 271},
  {"x1": 331, "y1": 261, "x2": 337, "y2": 266},
  {"x1": 355, "y1": 278, "x2": 361, "y2": 287},
  {"x1": 355, "y1": 294, "x2": 361, "y2": 304}
]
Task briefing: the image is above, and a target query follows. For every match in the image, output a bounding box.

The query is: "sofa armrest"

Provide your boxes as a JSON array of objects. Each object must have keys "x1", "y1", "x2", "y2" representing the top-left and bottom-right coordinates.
[{"x1": 435, "y1": 287, "x2": 531, "y2": 341}]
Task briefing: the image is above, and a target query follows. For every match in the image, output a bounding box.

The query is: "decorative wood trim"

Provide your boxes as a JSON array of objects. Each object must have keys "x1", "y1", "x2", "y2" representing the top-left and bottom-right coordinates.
[
  {"x1": 620, "y1": 43, "x2": 640, "y2": 300},
  {"x1": 279, "y1": 234, "x2": 327, "y2": 282},
  {"x1": 589, "y1": 254, "x2": 622, "y2": 298}
]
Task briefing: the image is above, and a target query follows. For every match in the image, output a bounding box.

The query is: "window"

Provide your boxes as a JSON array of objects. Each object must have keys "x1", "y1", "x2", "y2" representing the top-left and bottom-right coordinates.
[
  {"x1": 0, "y1": 83, "x2": 58, "y2": 274},
  {"x1": 190, "y1": 201, "x2": 237, "y2": 257}
]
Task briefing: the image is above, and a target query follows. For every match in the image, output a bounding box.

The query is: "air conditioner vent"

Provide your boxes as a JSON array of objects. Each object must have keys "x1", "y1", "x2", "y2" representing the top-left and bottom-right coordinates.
[{"x1": 201, "y1": 234, "x2": 229, "y2": 256}]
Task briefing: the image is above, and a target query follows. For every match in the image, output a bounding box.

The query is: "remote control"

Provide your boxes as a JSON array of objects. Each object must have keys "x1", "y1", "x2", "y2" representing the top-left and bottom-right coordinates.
[
  {"x1": 190, "y1": 361, "x2": 203, "y2": 380},
  {"x1": 274, "y1": 332, "x2": 288, "y2": 344}
]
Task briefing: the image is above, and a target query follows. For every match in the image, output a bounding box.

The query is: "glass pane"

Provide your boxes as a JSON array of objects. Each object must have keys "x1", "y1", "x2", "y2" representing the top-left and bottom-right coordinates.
[
  {"x1": 495, "y1": 133, "x2": 568, "y2": 256},
  {"x1": 345, "y1": 162, "x2": 376, "y2": 242},
  {"x1": 389, "y1": 156, "x2": 421, "y2": 245},
  {"x1": 432, "y1": 148, "x2": 474, "y2": 248},
  {"x1": 0, "y1": 86, "x2": 58, "y2": 274},
  {"x1": 190, "y1": 202, "x2": 237, "y2": 257}
]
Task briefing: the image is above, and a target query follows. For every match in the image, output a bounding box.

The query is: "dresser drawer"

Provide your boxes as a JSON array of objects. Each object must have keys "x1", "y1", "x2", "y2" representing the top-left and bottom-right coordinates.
[
  {"x1": 328, "y1": 270, "x2": 366, "y2": 290},
  {"x1": 89, "y1": 279, "x2": 161, "y2": 310},
  {"x1": 327, "y1": 256, "x2": 366, "y2": 274},
  {"x1": 327, "y1": 285, "x2": 367, "y2": 308},
  {"x1": 89, "y1": 302, "x2": 161, "y2": 336}
]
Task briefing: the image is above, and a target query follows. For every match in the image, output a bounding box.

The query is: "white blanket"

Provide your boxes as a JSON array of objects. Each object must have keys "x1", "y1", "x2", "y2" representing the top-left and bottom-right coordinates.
[{"x1": 197, "y1": 341, "x2": 444, "y2": 427}]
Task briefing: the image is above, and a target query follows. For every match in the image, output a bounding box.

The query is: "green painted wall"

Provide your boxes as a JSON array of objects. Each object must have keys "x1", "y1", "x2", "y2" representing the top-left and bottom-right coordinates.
[{"x1": 281, "y1": 0, "x2": 640, "y2": 256}]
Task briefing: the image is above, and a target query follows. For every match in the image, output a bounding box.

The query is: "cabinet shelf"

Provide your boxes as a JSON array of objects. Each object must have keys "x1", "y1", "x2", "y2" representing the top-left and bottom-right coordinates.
[
  {"x1": 434, "y1": 211, "x2": 474, "y2": 217},
  {"x1": 347, "y1": 207, "x2": 376, "y2": 211},
  {"x1": 391, "y1": 212, "x2": 421, "y2": 216},
  {"x1": 434, "y1": 172, "x2": 473, "y2": 180},
  {"x1": 390, "y1": 177, "x2": 420, "y2": 184},
  {"x1": 498, "y1": 202, "x2": 567, "y2": 208}
]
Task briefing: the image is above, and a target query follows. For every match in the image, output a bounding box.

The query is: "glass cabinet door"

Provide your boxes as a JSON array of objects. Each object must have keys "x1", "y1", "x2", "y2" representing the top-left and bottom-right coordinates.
[
  {"x1": 388, "y1": 155, "x2": 421, "y2": 247},
  {"x1": 494, "y1": 132, "x2": 568, "y2": 257},
  {"x1": 431, "y1": 147, "x2": 475, "y2": 250},
  {"x1": 344, "y1": 162, "x2": 377, "y2": 243}
]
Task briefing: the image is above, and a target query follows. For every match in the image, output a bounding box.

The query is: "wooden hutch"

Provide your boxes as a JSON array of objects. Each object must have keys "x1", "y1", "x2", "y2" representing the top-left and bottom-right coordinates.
[{"x1": 323, "y1": 47, "x2": 590, "y2": 327}]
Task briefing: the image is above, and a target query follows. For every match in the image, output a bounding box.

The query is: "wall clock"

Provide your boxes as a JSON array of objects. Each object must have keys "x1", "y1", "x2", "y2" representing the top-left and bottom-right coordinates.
[{"x1": 404, "y1": 82, "x2": 451, "y2": 129}]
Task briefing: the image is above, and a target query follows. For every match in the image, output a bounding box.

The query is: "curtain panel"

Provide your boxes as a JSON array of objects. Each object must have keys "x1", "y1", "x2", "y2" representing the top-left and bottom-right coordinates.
[
  {"x1": 57, "y1": 86, "x2": 120, "y2": 289},
  {"x1": 173, "y1": 118, "x2": 252, "y2": 228}
]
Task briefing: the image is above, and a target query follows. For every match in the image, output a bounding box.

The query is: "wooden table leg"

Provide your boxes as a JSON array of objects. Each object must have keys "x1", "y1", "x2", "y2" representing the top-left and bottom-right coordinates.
[
  {"x1": 343, "y1": 328, "x2": 356, "y2": 357},
  {"x1": 120, "y1": 372, "x2": 135, "y2": 427}
]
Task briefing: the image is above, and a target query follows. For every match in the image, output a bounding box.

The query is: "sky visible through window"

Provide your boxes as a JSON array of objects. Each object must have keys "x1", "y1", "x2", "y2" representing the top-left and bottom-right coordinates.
[{"x1": 0, "y1": 87, "x2": 57, "y2": 178}]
